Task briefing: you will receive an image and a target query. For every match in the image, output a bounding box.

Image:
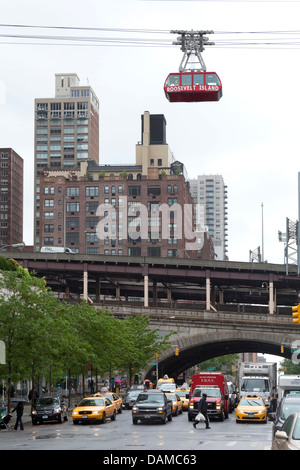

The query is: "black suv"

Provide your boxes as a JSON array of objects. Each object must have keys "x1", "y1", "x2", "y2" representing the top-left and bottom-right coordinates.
[
  {"x1": 31, "y1": 396, "x2": 68, "y2": 425},
  {"x1": 269, "y1": 396, "x2": 300, "y2": 438},
  {"x1": 132, "y1": 390, "x2": 172, "y2": 424}
]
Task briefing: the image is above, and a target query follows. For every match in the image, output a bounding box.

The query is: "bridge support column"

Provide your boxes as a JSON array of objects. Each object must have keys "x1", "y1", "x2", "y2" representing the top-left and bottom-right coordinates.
[
  {"x1": 116, "y1": 286, "x2": 120, "y2": 301},
  {"x1": 269, "y1": 281, "x2": 276, "y2": 314},
  {"x1": 153, "y1": 281, "x2": 157, "y2": 306},
  {"x1": 206, "y1": 270, "x2": 210, "y2": 310},
  {"x1": 83, "y1": 263, "x2": 88, "y2": 301},
  {"x1": 144, "y1": 275, "x2": 149, "y2": 307},
  {"x1": 95, "y1": 279, "x2": 101, "y2": 303}
]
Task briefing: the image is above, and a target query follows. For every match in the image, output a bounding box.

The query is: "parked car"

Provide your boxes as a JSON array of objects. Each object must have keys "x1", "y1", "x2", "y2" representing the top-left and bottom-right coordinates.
[
  {"x1": 31, "y1": 396, "x2": 68, "y2": 425},
  {"x1": 72, "y1": 396, "x2": 116, "y2": 424},
  {"x1": 269, "y1": 396, "x2": 300, "y2": 438},
  {"x1": 272, "y1": 412, "x2": 300, "y2": 450}
]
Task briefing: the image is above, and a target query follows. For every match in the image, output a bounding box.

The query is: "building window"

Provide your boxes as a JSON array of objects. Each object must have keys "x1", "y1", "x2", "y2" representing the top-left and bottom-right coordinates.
[
  {"x1": 128, "y1": 186, "x2": 141, "y2": 197},
  {"x1": 86, "y1": 232, "x2": 99, "y2": 243},
  {"x1": 66, "y1": 217, "x2": 79, "y2": 228},
  {"x1": 86, "y1": 201, "x2": 98, "y2": 213},
  {"x1": 44, "y1": 199, "x2": 54, "y2": 207},
  {"x1": 66, "y1": 187, "x2": 79, "y2": 197},
  {"x1": 148, "y1": 187, "x2": 161, "y2": 197},
  {"x1": 44, "y1": 237, "x2": 54, "y2": 245},
  {"x1": 66, "y1": 202, "x2": 79, "y2": 212},
  {"x1": 167, "y1": 249, "x2": 178, "y2": 257},
  {"x1": 44, "y1": 224, "x2": 54, "y2": 232},
  {"x1": 66, "y1": 233, "x2": 79, "y2": 244},
  {"x1": 86, "y1": 186, "x2": 99, "y2": 197}
]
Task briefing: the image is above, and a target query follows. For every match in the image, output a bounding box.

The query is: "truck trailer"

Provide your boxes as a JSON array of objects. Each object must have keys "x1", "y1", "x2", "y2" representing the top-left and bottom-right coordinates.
[{"x1": 239, "y1": 362, "x2": 277, "y2": 410}]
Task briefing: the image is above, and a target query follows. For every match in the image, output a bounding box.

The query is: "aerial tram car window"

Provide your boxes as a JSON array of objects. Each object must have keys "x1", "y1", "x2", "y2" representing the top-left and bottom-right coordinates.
[{"x1": 164, "y1": 30, "x2": 222, "y2": 103}]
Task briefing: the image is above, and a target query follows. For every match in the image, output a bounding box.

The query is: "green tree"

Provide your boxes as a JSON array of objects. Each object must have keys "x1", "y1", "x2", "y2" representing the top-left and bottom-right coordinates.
[
  {"x1": 119, "y1": 315, "x2": 175, "y2": 385},
  {"x1": 198, "y1": 354, "x2": 239, "y2": 377},
  {"x1": 0, "y1": 269, "x2": 65, "y2": 411},
  {"x1": 279, "y1": 358, "x2": 300, "y2": 375}
]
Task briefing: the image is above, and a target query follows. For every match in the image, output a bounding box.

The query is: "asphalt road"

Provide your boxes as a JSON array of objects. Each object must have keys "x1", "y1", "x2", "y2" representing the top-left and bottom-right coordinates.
[{"x1": 0, "y1": 407, "x2": 273, "y2": 453}]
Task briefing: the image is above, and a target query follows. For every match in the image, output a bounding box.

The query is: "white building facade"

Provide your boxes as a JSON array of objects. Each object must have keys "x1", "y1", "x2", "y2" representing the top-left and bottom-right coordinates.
[{"x1": 190, "y1": 174, "x2": 228, "y2": 260}]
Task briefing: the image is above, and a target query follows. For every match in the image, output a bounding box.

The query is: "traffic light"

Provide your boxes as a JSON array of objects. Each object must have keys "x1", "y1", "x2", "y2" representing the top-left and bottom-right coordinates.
[{"x1": 292, "y1": 304, "x2": 300, "y2": 324}]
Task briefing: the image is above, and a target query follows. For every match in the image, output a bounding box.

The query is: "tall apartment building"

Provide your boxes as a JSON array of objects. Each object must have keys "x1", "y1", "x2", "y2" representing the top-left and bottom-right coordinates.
[
  {"x1": 0, "y1": 148, "x2": 23, "y2": 249},
  {"x1": 190, "y1": 175, "x2": 228, "y2": 260},
  {"x1": 38, "y1": 111, "x2": 214, "y2": 259},
  {"x1": 34, "y1": 73, "x2": 99, "y2": 251}
]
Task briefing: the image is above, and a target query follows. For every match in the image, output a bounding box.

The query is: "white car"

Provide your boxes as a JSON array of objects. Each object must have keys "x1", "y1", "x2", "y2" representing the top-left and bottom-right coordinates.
[{"x1": 272, "y1": 412, "x2": 300, "y2": 450}]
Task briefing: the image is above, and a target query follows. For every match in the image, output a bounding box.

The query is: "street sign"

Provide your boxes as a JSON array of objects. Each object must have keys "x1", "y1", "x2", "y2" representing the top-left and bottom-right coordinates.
[{"x1": 0, "y1": 341, "x2": 5, "y2": 364}]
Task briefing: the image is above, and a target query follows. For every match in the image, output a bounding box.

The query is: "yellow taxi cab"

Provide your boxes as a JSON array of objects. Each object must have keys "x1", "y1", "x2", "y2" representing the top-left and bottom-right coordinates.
[
  {"x1": 236, "y1": 396, "x2": 267, "y2": 424},
  {"x1": 72, "y1": 396, "x2": 116, "y2": 424},
  {"x1": 175, "y1": 388, "x2": 190, "y2": 411},
  {"x1": 165, "y1": 392, "x2": 183, "y2": 416},
  {"x1": 94, "y1": 392, "x2": 123, "y2": 414}
]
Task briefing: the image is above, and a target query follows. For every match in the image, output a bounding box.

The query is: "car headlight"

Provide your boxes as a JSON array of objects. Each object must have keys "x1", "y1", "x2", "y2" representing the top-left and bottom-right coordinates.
[
  {"x1": 72, "y1": 411, "x2": 78, "y2": 415},
  {"x1": 32, "y1": 410, "x2": 37, "y2": 415},
  {"x1": 132, "y1": 406, "x2": 138, "y2": 412},
  {"x1": 92, "y1": 410, "x2": 100, "y2": 415},
  {"x1": 54, "y1": 407, "x2": 61, "y2": 413}
]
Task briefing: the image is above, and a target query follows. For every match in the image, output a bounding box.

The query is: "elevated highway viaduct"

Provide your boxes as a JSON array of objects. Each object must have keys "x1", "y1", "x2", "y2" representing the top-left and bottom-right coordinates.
[{"x1": 3, "y1": 252, "x2": 300, "y2": 380}]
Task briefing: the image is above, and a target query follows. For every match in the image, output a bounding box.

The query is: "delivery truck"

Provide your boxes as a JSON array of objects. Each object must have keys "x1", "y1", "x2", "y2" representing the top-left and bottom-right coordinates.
[
  {"x1": 277, "y1": 375, "x2": 300, "y2": 402},
  {"x1": 239, "y1": 362, "x2": 277, "y2": 410}
]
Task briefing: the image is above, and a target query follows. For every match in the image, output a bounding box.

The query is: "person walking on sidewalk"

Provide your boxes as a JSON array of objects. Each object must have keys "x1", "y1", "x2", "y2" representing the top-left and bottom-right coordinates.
[
  {"x1": 193, "y1": 393, "x2": 211, "y2": 429},
  {"x1": 12, "y1": 401, "x2": 24, "y2": 430}
]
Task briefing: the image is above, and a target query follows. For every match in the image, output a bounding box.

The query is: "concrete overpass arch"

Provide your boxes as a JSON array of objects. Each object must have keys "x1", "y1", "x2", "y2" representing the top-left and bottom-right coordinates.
[{"x1": 146, "y1": 330, "x2": 293, "y2": 382}]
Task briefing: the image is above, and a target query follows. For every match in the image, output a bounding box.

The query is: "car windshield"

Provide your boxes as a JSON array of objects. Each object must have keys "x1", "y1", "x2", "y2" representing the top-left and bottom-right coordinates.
[
  {"x1": 176, "y1": 391, "x2": 188, "y2": 397},
  {"x1": 239, "y1": 398, "x2": 263, "y2": 407},
  {"x1": 165, "y1": 394, "x2": 176, "y2": 400},
  {"x1": 241, "y1": 378, "x2": 269, "y2": 392},
  {"x1": 293, "y1": 418, "x2": 300, "y2": 440},
  {"x1": 280, "y1": 401, "x2": 300, "y2": 420},
  {"x1": 192, "y1": 388, "x2": 221, "y2": 398},
  {"x1": 37, "y1": 397, "x2": 59, "y2": 406},
  {"x1": 158, "y1": 383, "x2": 176, "y2": 392},
  {"x1": 136, "y1": 393, "x2": 164, "y2": 404},
  {"x1": 126, "y1": 391, "x2": 140, "y2": 398},
  {"x1": 78, "y1": 398, "x2": 105, "y2": 407}
]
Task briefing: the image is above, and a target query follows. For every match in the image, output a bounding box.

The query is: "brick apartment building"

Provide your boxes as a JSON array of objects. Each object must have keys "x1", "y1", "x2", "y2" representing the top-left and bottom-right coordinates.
[
  {"x1": 38, "y1": 111, "x2": 214, "y2": 259},
  {"x1": 0, "y1": 148, "x2": 23, "y2": 249},
  {"x1": 34, "y1": 73, "x2": 99, "y2": 251}
]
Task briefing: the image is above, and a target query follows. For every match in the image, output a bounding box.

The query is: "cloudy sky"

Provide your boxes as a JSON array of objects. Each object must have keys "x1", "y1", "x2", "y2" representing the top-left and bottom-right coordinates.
[{"x1": 1, "y1": 0, "x2": 300, "y2": 264}]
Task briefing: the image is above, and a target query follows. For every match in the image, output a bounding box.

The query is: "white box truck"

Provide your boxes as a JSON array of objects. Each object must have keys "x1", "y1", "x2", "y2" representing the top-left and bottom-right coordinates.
[
  {"x1": 277, "y1": 375, "x2": 300, "y2": 402},
  {"x1": 40, "y1": 246, "x2": 75, "y2": 253},
  {"x1": 239, "y1": 362, "x2": 277, "y2": 410}
]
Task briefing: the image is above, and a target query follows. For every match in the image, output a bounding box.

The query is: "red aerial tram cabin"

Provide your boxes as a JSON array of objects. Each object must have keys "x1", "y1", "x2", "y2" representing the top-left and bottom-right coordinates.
[{"x1": 164, "y1": 71, "x2": 222, "y2": 103}]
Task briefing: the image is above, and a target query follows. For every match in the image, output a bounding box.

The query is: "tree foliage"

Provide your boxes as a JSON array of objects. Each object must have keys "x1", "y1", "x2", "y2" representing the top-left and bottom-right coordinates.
[{"x1": 0, "y1": 259, "x2": 174, "y2": 409}]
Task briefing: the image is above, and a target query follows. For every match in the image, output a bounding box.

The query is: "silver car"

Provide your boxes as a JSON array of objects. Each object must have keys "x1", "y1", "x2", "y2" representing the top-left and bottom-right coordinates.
[{"x1": 272, "y1": 412, "x2": 300, "y2": 450}]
